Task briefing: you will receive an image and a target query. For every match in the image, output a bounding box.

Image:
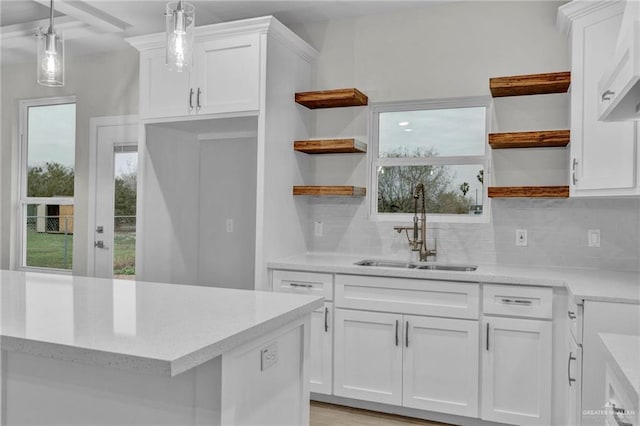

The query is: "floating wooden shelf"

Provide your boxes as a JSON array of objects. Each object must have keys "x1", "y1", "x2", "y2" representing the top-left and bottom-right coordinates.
[
  {"x1": 488, "y1": 130, "x2": 570, "y2": 149},
  {"x1": 490, "y1": 72, "x2": 571, "y2": 97},
  {"x1": 293, "y1": 186, "x2": 366, "y2": 197},
  {"x1": 294, "y1": 139, "x2": 367, "y2": 154},
  {"x1": 488, "y1": 186, "x2": 570, "y2": 198},
  {"x1": 295, "y1": 88, "x2": 368, "y2": 109}
]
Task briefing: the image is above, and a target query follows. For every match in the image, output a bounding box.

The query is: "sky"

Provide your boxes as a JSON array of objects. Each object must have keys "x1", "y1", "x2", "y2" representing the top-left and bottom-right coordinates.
[
  {"x1": 28, "y1": 102, "x2": 138, "y2": 178},
  {"x1": 378, "y1": 106, "x2": 486, "y2": 202},
  {"x1": 28, "y1": 103, "x2": 76, "y2": 169}
]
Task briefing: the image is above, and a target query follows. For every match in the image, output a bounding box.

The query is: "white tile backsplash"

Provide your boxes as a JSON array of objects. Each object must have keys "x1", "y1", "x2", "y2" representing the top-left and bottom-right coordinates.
[{"x1": 307, "y1": 197, "x2": 640, "y2": 271}]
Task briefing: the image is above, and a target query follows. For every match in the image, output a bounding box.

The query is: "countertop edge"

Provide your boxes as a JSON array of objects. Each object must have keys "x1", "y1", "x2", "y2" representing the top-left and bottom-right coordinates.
[{"x1": 169, "y1": 297, "x2": 324, "y2": 376}]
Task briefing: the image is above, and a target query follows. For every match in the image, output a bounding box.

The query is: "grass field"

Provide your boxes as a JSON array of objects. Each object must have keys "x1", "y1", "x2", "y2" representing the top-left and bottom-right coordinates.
[{"x1": 26, "y1": 228, "x2": 135, "y2": 275}]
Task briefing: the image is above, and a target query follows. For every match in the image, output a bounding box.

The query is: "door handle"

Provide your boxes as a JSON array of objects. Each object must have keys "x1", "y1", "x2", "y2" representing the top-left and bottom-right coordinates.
[
  {"x1": 568, "y1": 351, "x2": 576, "y2": 386},
  {"x1": 196, "y1": 88, "x2": 202, "y2": 111},
  {"x1": 568, "y1": 310, "x2": 576, "y2": 320},
  {"x1": 94, "y1": 240, "x2": 108, "y2": 249},
  {"x1": 611, "y1": 404, "x2": 632, "y2": 426},
  {"x1": 189, "y1": 88, "x2": 194, "y2": 110},
  {"x1": 572, "y1": 158, "x2": 578, "y2": 185}
]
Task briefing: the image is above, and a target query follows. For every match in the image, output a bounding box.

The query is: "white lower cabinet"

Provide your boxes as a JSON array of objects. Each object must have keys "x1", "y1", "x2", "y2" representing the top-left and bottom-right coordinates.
[
  {"x1": 333, "y1": 309, "x2": 403, "y2": 405},
  {"x1": 481, "y1": 316, "x2": 552, "y2": 426},
  {"x1": 402, "y1": 315, "x2": 479, "y2": 417},
  {"x1": 271, "y1": 270, "x2": 334, "y2": 395},
  {"x1": 310, "y1": 302, "x2": 333, "y2": 395},
  {"x1": 333, "y1": 308, "x2": 479, "y2": 416}
]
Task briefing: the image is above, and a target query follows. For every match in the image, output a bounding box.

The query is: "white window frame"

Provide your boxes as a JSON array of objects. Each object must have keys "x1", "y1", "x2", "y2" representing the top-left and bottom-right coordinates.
[
  {"x1": 17, "y1": 96, "x2": 77, "y2": 273},
  {"x1": 368, "y1": 96, "x2": 492, "y2": 224}
]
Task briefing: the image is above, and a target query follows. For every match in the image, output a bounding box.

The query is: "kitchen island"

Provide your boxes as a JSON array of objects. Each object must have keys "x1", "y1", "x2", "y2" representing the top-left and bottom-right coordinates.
[{"x1": 0, "y1": 270, "x2": 323, "y2": 425}]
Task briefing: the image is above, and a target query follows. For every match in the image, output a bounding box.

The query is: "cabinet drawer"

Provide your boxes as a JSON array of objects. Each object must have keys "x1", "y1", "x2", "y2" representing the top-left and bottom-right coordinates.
[
  {"x1": 483, "y1": 285, "x2": 552, "y2": 319},
  {"x1": 272, "y1": 270, "x2": 333, "y2": 301},
  {"x1": 335, "y1": 274, "x2": 479, "y2": 319}
]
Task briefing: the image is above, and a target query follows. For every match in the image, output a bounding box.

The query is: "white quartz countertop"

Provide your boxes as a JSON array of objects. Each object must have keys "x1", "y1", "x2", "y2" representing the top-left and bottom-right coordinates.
[
  {"x1": 267, "y1": 253, "x2": 640, "y2": 304},
  {"x1": 600, "y1": 333, "x2": 640, "y2": 397},
  {"x1": 0, "y1": 270, "x2": 323, "y2": 376}
]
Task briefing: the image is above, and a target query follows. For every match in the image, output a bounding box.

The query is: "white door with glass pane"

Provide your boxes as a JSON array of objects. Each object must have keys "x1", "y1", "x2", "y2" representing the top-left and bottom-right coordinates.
[{"x1": 89, "y1": 116, "x2": 138, "y2": 278}]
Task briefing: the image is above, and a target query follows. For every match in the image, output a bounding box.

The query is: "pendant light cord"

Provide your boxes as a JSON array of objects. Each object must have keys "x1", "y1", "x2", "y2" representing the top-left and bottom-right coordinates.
[{"x1": 48, "y1": 0, "x2": 54, "y2": 33}]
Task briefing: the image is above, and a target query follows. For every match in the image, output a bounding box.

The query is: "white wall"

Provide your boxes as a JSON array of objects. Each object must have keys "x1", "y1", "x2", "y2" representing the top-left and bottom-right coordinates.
[
  {"x1": 291, "y1": 1, "x2": 640, "y2": 271},
  {"x1": 198, "y1": 137, "x2": 257, "y2": 290},
  {"x1": 1, "y1": 48, "x2": 139, "y2": 274}
]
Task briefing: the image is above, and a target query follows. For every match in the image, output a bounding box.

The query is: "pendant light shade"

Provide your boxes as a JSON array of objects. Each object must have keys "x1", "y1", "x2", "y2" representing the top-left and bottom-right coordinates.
[
  {"x1": 36, "y1": 0, "x2": 64, "y2": 87},
  {"x1": 165, "y1": 1, "x2": 195, "y2": 72}
]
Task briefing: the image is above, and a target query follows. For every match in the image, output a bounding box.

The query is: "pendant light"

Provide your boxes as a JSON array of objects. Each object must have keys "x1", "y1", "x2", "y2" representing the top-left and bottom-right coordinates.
[
  {"x1": 165, "y1": 1, "x2": 195, "y2": 72},
  {"x1": 36, "y1": 0, "x2": 64, "y2": 87}
]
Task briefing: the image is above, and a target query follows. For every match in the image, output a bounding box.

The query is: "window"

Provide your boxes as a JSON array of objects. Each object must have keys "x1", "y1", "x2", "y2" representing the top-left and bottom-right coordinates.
[
  {"x1": 370, "y1": 97, "x2": 490, "y2": 223},
  {"x1": 18, "y1": 97, "x2": 76, "y2": 271}
]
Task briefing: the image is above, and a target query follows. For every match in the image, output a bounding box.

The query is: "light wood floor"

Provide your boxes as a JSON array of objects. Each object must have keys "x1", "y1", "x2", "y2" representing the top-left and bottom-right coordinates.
[{"x1": 310, "y1": 401, "x2": 451, "y2": 426}]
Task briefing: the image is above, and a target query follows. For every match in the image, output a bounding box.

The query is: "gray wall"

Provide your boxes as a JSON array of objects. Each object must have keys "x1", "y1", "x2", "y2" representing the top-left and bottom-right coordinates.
[
  {"x1": 291, "y1": 1, "x2": 640, "y2": 271},
  {"x1": 1, "y1": 48, "x2": 139, "y2": 273}
]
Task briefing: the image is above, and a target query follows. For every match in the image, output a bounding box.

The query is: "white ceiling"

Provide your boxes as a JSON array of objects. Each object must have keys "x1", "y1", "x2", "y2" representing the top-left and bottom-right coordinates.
[{"x1": 1, "y1": 0, "x2": 444, "y2": 64}]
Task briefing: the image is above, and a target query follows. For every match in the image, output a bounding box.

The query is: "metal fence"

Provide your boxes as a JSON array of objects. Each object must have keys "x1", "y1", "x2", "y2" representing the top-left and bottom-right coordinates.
[{"x1": 25, "y1": 215, "x2": 136, "y2": 275}]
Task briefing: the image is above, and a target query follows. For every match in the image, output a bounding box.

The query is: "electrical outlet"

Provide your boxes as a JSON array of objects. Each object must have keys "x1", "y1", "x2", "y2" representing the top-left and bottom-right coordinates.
[
  {"x1": 516, "y1": 229, "x2": 528, "y2": 247},
  {"x1": 226, "y1": 219, "x2": 234, "y2": 233},
  {"x1": 314, "y1": 221, "x2": 323, "y2": 237},
  {"x1": 260, "y1": 342, "x2": 278, "y2": 371},
  {"x1": 587, "y1": 229, "x2": 601, "y2": 247}
]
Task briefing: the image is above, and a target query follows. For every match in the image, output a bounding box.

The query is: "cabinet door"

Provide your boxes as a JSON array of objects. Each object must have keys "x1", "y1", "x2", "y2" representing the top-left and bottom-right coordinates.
[
  {"x1": 570, "y1": 4, "x2": 637, "y2": 195},
  {"x1": 481, "y1": 317, "x2": 552, "y2": 426},
  {"x1": 139, "y1": 48, "x2": 192, "y2": 119},
  {"x1": 194, "y1": 34, "x2": 261, "y2": 115},
  {"x1": 402, "y1": 316, "x2": 479, "y2": 417},
  {"x1": 333, "y1": 309, "x2": 402, "y2": 405},
  {"x1": 309, "y1": 302, "x2": 333, "y2": 395}
]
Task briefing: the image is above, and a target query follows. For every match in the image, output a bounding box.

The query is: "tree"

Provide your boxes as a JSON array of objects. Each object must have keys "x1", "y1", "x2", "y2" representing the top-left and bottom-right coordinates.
[
  {"x1": 28, "y1": 162, "x2": 74, "y2": 197},
  {"x1": 459, "y1": 182, "x2": 470, "y2": 196},
  {"x1": 114, "y1": 172, "x2": 137, "y2": 216},
  {"x1": 377, "y1": 148, "x2": 472, "y2": 214}
]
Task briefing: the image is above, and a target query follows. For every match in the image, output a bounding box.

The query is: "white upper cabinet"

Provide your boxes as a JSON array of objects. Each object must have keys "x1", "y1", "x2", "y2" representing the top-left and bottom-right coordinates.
[
  {"x1": 128, "y1": 27, "x2": 262, "y2": 120},
  {"x1": 559, "y1": 1, "x2": 639, "y2": 197},
  {"x1": 194, "y1": 34, "x2": 260, "y2": 115},
  {"x1": 139, "y1": 48, "x2": 192, "y2": 118},
  {"x1": 599, "y1": 0, "x2": 640, "y2": 121}
]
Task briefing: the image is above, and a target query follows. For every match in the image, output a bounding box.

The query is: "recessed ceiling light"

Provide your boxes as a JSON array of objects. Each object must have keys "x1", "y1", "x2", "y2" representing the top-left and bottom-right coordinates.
[
  {"x1": 404, "y1": 128, "x2": 413, "y2": 132},
  {"x1": 398, "y1": 121, "x2": 410, "y2": 126}
]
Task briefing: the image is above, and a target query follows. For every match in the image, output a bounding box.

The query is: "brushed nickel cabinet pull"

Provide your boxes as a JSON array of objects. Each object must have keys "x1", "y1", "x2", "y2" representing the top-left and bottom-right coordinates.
[
  {"x1": 395, "y1": 320, "x2": 399, "y2": 346},
  {"x1": 289, "y1": 282, "x2": 313, "y2": 288},
  {"x1": 405, "y1": 321, "x2": 409, "y2": 348},
  {"x1": 602, "y1": 90, "x2": 615, "y2": 101},
  {"x1": 196, "y1": 88, "x2": 202, "y2": 110},
  {"x1": 486, "y1": 322, "x2": 490, "y2": 351},
  {"x1": 568, "y1": 310, "x2": 576, "y2": 320},
  {"x1": 324, "y1": 307, "x2": 329, "y2": 332},
  {"x1": 189, "y1": 88, "x2": 194, "y2": 110},
  {"x1": 568, "y1": 351, "x2": 576, "y2": 386}
]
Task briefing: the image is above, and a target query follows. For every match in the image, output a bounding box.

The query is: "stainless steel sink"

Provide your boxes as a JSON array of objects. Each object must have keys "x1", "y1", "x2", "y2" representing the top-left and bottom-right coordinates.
[
  {"x1": 354, "y1": 259, "x2": 417, "y2": 269},
  {"x1": 416, "y1": 264, "x2": 478, "y2": 272},
  {"x1": 355, "y1": 259, "x2": 477, "y2": 272}
]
